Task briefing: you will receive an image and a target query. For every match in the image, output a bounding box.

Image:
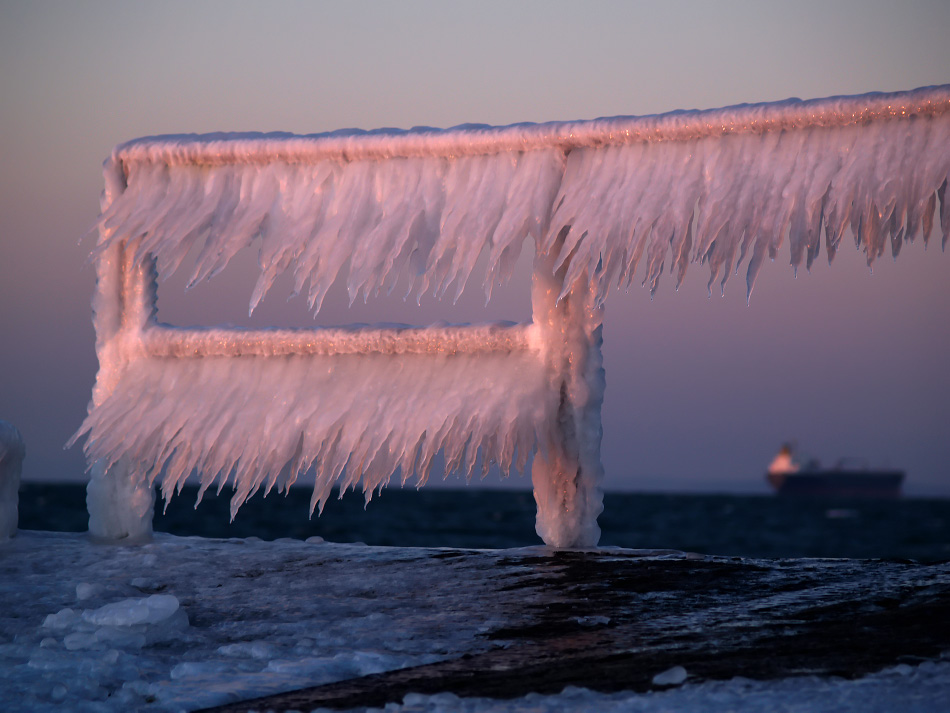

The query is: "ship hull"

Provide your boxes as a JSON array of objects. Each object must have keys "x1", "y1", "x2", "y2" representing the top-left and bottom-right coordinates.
[{"x1": 768, "y1": 471, "x2": 904, "y2": 498}]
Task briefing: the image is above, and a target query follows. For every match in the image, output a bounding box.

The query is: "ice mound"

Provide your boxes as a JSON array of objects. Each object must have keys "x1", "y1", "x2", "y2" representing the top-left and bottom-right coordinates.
[
  {"x1": 652, "y1": 665, "x2": 688, "y2": 686},
  {"x1": 217, "y1": 640, "x2": 280, "y2": 660},
  {"x1": 82, "y1": 593, "x2": 183, "y2": 627},
  {"x1": 42, "y1": 594, "x2": 189, "y2": 651}
]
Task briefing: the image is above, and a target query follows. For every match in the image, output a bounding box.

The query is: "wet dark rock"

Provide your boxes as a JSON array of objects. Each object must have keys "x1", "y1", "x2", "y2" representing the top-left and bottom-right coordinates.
[{"x1": 200, "y1": 550, "x2": 950, "y2": 712}]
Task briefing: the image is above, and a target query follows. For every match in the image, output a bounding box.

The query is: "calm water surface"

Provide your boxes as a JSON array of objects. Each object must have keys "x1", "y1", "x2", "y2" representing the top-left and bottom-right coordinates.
[{"x1": 17, "y1": 484, "x2": 950, "y2": 561}]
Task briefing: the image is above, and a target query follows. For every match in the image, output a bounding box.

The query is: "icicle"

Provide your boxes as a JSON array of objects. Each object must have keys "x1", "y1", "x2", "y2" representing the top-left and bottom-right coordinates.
[
  {"x1": 91, "y1": 88, "x2": 949, "y2": 312},
  {"x1": 71, "y1": 341, "x2": 554, "y2": 518}
]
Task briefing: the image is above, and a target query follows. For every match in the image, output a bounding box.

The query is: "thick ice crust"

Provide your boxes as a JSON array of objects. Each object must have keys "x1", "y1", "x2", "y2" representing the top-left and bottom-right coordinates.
[
  {"x1": 95, "y1": 85, "x2": 950, "y2": 308},
  {"x1": 74, "y1": 347, "x2": 553, "y2": 517}
]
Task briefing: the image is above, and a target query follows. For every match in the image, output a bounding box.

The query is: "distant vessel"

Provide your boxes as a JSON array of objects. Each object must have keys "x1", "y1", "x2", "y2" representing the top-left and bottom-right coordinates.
[{"x1": 766, "y1": 444, "x2": 904, "y2": 498}]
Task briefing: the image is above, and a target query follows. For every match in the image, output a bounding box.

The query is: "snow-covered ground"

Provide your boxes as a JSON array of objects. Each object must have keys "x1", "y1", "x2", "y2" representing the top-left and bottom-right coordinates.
[
  {"x1": 1, "y1": 532, "x2": 506, "y2": 711},
  {"x1": 354, "y1": 664, "x2": 950, "y2": 713},
  {"x1": 1, "y1": 531, "x2": 947, "y2": 713}
]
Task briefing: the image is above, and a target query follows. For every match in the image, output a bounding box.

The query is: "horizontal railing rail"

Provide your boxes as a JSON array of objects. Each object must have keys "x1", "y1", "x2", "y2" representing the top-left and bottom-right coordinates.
[
  {"x1": 139, "y1": 322, "x2": 536, "y2": 358},
  {"x1": 112, "y1": 85, "x2": 950, "y2": 168}
]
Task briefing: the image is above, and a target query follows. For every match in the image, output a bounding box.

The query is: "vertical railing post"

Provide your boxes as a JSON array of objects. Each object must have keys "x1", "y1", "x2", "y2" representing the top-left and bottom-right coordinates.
[
  {"x1": 85, "y1": 158, "x2": 157, "y2": 541},
  {"x1": 0, "y1": 422, "x2": 25, "y2": 541},
  {"x1": 530, "y1": 245, "x2": 606, "y2": 548}
]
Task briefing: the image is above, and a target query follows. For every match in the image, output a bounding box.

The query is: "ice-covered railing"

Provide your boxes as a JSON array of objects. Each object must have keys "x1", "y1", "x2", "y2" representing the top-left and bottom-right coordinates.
[{"x1": 72, "y1": 85, "x2": 950, "y2": 546}]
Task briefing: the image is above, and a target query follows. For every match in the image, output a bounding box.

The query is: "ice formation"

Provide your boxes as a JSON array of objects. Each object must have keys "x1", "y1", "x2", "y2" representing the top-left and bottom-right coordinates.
[
  {"x1": 72, "y1": 85, "x2": 950, "y2": 547},
  {"x1": 0, "y1": 421, "x2": 25, "y2": 540},
  {"x1": 93, "y1": 86, "x2": 950, "y2": 307},
  {"x1": 43, "y1": 594, "x2": 189, "y2": 651},
  {"x1": 78, "y1": 335, "x2": 550, "y2": 520}
]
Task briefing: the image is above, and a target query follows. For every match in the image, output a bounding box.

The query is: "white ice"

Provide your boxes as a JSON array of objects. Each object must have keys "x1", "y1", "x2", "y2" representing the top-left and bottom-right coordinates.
[
  {"x1": 652, "y1": 665, "x2": 689, "y2": 686},
  {"x1": 72, "y1": 332, "x2": 552, "y2": 519},
  {"x1": 73, "y1": 85, "x2": 950, "y2": 545}
]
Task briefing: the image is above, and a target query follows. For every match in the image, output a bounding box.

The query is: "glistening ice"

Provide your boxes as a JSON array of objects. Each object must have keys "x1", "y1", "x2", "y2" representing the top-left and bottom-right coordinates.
[{"x1": 72, "y1": 85, "x2": 950, "y2": 546}]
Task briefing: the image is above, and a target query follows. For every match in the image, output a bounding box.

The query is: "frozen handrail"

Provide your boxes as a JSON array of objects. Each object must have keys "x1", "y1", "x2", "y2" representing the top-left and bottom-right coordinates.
[
  {"x1": 74, "y1": 85, "x2": 950, "y2": 547},
  {"x1": 93, "y1": 85, "x2": 950, "y2": 316},
  {"x1": 112, "y1": 85, "x2": 950, "y2": 166}
]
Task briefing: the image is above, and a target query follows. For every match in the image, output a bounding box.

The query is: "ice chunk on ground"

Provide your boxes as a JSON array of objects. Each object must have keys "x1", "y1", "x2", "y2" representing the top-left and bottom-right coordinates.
[
  {"x1": 42, "y1": 595, "x2": 188, "y2": 654},
  {"x1": 170, "y1": 660, "x2": 235, "y2": 680},
  {"x1": 43, "y1": 608, "x2": 82, "y2": 630},
  {"x1": 82, "y1": 594, "x2": 183, "y2": 627},
  {"x1": 76, "y1": 583, "x2": 103, "y2": 601},
  {"x1": 652, "y1": 665, "x2": 688, "y2": 686},
  {"x1": 217, "y1": 641, "x2": 279, "y2": 659}
]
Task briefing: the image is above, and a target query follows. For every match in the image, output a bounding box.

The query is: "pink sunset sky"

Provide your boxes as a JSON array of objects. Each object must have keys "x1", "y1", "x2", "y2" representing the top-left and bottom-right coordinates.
[{"x1": 1, "y1": 0, "x2": 948, "y2": 495}]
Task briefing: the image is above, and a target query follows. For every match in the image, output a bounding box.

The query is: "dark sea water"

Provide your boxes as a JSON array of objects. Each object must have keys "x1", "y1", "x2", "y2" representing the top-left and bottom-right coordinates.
[{"x1": 17, "y1": 483, "x2": 950, "y2": 561}]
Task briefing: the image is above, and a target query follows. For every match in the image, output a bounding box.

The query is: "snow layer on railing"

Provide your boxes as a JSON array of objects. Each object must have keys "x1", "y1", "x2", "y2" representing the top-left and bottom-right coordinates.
[
  {"x1": 71, "y1": 348, "x2": 553, "y2": 517},
  {"x1": 94, "y1": 86, "x2": 950, "y2": 306}
]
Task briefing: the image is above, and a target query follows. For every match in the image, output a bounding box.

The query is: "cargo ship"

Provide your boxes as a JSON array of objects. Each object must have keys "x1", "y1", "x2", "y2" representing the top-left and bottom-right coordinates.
[{"x1": 766, "y1": 444, "x2": 904, "y2": 498}]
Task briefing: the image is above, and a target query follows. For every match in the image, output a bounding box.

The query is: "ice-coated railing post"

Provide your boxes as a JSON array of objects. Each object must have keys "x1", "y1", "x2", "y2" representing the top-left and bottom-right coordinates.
[
  {"x1": 530, "y1": 244, "x2": 605, "y2": 547},
  {"x1": 85, "y1": 158, "x2": 156, "y2": 542},
  {"x1": 0, "y1": 421, "x2": 25, "y2": 541}
]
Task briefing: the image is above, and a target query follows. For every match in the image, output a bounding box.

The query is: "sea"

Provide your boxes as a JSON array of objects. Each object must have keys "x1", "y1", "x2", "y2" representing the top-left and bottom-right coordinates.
[{"x1": 17, "y1": 483, "x2": 950, "y2": 562}]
